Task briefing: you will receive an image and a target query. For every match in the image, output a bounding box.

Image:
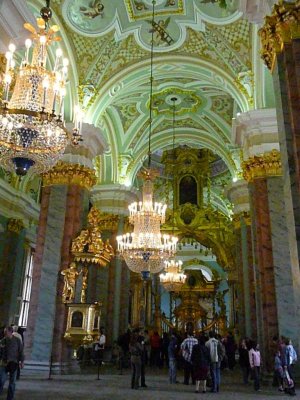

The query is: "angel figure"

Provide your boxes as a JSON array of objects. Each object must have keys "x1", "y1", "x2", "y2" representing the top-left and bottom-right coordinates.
[
  {"x1": 134, "y1": 1, "x2": 148, "y2": 10},
  {"x1": 147, "y1": 17, "x2": 174, "y2": 46},
  {"x1": 61, "y1": 262, "x2": 79, "y2": 303},
  {"x1": 80, "y1": 0, "x2": 104, "y2": 19}
]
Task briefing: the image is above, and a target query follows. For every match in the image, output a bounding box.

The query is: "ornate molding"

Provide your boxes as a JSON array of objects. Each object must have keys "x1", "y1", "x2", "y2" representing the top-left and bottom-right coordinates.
[
  {"x1": 259, "y1": 1, "x2": 300, "y2": 71},
  {"x1": 42, "y1": 161, "x2": 97, "y2": 190},
  {"x1": 96, "y1": 211, "x2": 119, "y2": 232},
  {"x1": 71, "y1": 207, "x2": 114, "y2": 267},
  {"x1": 232, "y1": 211, "x2": 251, "y2": 230},
  {"x1": 242, "y1": 149, "x2": 282, "y2": 182},
  {"x1": 7, "y1": 218, "x2": 25, "y2": 234}
]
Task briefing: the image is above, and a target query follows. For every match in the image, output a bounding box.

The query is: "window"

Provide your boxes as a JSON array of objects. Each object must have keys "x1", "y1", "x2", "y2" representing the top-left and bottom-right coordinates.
[{"x1": 18, "y1": 248, "x2": 34, "y2": 327}]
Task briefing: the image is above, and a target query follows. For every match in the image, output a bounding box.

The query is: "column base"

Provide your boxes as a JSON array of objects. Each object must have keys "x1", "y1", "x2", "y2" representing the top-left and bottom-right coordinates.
[{"x1": 24, "y1": 359, "x2": 81, "y2": 376}]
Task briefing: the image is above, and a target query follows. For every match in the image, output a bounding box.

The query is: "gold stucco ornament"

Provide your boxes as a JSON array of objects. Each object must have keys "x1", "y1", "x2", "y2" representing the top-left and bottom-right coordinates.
[
  {"x1": 71, "y1": 206, "x2": 114, "y2": 266},
  {"x1": 259, "y1": 1, "x2": 300, "y2": 71},
  {"x1": 61, "y1": 262, "x2": 80, "y2": 303},
  {"x1": 242, "y1": 149, "x2": 282, "y2": 182}
]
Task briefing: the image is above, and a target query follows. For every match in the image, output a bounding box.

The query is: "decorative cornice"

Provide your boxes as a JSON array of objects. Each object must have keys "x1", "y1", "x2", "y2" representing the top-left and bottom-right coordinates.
[
  {"x1": 259, "y1": 1, "x2": 300, "y2": 71},
  {"x1": 242, "y1": 149, "x2": 282, "y2": 182},
  {"x1": 42, "y1": 161, "x2": 97, "y2": 190},
  {"x1": 7, "y1": 218, "x2": 24, "y2": 234}
]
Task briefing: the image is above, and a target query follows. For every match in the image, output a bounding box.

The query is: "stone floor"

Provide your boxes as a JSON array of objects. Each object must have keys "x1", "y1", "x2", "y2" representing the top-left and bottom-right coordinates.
[{"x1": 4, "y1": 367, "x2": 298, "y2": 400}]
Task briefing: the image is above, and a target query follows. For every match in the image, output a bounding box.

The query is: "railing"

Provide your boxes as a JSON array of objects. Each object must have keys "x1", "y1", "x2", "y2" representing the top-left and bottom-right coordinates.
[{"x1": 161, "y1": 315, "x2": 224, "y2": 335}]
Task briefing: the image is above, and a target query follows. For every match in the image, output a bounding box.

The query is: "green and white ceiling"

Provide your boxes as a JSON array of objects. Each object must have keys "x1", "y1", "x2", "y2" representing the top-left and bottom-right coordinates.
[{"x1": 26, "y1": 0, "x2": 258, "y2": 196}]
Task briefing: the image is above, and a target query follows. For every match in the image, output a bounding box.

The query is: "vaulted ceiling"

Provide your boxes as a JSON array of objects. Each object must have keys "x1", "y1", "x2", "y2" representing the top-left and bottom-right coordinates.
[{"x1": 25, "y1": 0, "x2": 256, "y2": 201}]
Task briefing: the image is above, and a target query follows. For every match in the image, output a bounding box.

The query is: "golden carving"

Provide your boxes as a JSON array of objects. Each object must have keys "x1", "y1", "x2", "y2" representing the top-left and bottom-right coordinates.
[
  {"x1": 64, "y1": 302, "x2": 102, "y2": 346},
  {"x1": 61, "y1": 262, "x2": 80, "y2": 304},
  {"x1": 124, "y1": 0, "x2": 184, "y2": 21},
  {"x1": 80, "y1": 266, "x2": 88, "y2": 303},
  {"x1": 0, "y1": 53, "x2": 5, "y2": 99},
  {"x1": 161, "y1": 147, "x2": 212, "y2": 209},
  {"x1": 232, "y1": 211, "x2": 251, "y2": 230},
  {"x1": 259, "y1": 1, "x2": 300, "y2": 71},
  {"x1": 95, "y1": 212, "x2": 119, "y2": 232},
  {"x1": 162, "y1": 204, "x2": 235, "y2": 271},
  {"x1": 71, "y1": 207, "x2": 114, "y2": 267},
  {"x1": 242, "y1": 150, "x2": 282, "y2": 182},
  {"x1": 7, "y1": 218, "x2": 24, "y2": 234},
  {"x1": 42, "y1": 161, "x2": 97, "y2": 190}
]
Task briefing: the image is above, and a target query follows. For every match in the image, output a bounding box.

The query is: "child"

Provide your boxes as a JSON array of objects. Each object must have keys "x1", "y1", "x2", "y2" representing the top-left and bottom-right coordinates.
[
  {"x1": 274, "y1": 350, "x2": 284, "y2": 392},
  {"x1": 249, "y1": 342, "x2": 261, "y2": 391}
]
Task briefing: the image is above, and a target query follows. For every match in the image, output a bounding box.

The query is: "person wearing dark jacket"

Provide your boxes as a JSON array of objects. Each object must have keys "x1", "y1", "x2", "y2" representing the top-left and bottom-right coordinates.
[
  {"x1": 136, "y1": 329, "x2": 147, "y2": 388},
  {"x1": 129, "y1": 332, "x2": 143, "y2": 390},
  {"x1": 239, "y1": 339, "x2": 250, "y2": 384},
  {"x1": 191, "y1": 336, "x2": 210, "y2": 393},
  {"x1": 0, "y1": 326, "x2": 24, "y2": 400}
]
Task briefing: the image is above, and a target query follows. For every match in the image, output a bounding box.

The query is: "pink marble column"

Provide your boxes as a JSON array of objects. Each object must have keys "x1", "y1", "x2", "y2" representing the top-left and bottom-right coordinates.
[
  {"x1": 51, "y1": 185, "x2": 86, "y2": 365},
  {"x1": 25, "y1": 186, "x2": 51, "y2": 355},
  {"x1": 250, "y1": 178, "x2": 278, "y2": 370}
]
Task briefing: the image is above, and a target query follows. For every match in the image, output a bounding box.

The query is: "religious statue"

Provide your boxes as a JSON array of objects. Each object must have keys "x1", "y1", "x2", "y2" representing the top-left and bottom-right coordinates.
[
  {"x1": 80, "y1": 266, "x2": 89, "y2": 303},
  {"x1": 71, "y1": 229, "x2": 89, "y2": 253},
  {"x1": 71, "y1": 207, "x2": 114, "y2": 267},
  {"x1": 61, "y1": 262, "x2": 79, "y2": 303}
]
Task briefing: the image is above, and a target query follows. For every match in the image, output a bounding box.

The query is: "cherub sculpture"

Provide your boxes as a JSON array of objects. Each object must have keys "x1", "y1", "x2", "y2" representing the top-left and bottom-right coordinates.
[{"x1": 80, "y1": 0, "x2": 104, "y2": 19}]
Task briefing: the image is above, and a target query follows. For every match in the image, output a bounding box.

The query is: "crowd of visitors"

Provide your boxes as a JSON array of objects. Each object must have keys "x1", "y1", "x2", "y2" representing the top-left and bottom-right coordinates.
[
  {"x1": 115, "y1": 328, "x2": 298, "y2": 396},
  {"x1": 0, "y1": 323, "x2": 298, "y2": 399}
]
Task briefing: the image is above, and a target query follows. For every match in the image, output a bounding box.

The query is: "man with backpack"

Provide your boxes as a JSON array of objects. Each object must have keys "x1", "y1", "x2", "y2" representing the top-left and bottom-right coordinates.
[
  {"x1": 206, "y1": 331, "x2": 225, "y2": 393},
  {"x1": 180, "y1": 326, "x2": 198, "y2": 385}
]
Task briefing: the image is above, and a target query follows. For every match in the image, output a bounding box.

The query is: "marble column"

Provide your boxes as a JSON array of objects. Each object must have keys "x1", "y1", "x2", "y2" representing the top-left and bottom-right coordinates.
[
  {"x1": 259, "y1": 3, "x2": 300, "y2": 352},
  {"x1": 112, "y1": 216, "x2": 124, "y2": 341},
  {"x1": 0, "y1": 218, "x2": 26, "y2": 326},
  {"x1": 235, "y1": 108, "x2": 300, "y2": 369},
  {"x1": 227, "y1": 180, "x2": 253, "y2": 337},
  {"x1": 92, "y1": 184, "x2": 137, "y2": 338},
  {"x1": 243, "y1": 152, "x2": 300, "y2": 369},
  {"x1": 25, "y1": 123, "x2": 106, "y2": 373}
]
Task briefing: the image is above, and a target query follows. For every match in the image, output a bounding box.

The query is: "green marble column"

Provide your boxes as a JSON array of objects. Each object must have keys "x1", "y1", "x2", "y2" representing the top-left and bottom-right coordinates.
[{"x1": 0, "y1": 218, "x2": 26, "y2": 326}]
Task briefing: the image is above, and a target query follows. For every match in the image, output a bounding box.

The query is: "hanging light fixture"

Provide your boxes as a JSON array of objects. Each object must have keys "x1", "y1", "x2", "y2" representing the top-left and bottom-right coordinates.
[
  {"x1": 160, "y1": 97, "x2": 186, "y2": 292},
  {"x1": 117, "y1": 1, "x2": 178, "y2": 280},
  {"x1": 0, "y1": 0, "x2": 82, "y2": 176}
]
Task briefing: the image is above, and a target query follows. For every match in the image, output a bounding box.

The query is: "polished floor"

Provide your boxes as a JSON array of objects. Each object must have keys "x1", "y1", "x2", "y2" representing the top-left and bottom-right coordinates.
[{"x1": 5, "y1": 368, "x2": 299, "y2": 400}]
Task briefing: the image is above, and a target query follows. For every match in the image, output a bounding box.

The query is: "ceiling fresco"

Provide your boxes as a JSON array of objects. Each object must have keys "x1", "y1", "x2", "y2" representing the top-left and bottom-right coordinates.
[
  {"x1": 62, "y1": 0, "x2": 240, "y2": 51},
  {"x1": 25, "y1": 0, "x2": 254, "y2": 216}
]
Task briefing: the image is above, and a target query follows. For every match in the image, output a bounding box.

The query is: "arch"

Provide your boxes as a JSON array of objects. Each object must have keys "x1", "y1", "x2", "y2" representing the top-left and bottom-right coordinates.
[{"x1": 87, "y1": 55, "x2": 251, "y2": 123}]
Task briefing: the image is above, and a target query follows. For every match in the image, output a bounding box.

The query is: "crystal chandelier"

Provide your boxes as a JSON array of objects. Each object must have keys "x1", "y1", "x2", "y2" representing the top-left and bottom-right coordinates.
[
  {"x1": 117, "y1": 170, "x2": 178, "y2": 279},
  {"x1": 160, "y1": 260, "x2": 186, "y2": 292},
  {"x1": 0, "y1": 0, "x2": 82, "y2": 176},
  {"x1": 160, "y1": 98, "x2": 186, "y2": 291},
  {"x1": 117, "y1": 1, "x2": 177, "y2": 279}
]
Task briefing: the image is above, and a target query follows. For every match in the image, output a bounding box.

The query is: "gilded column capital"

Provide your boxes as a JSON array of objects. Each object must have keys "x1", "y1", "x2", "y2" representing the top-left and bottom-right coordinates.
[
  {"x1": 232, "y1": 212, "x2": 251, "y2": 230},
  {"x1": 259, "y1": 1, "x2": 300, "y2": 71},
  {"x1": 242, "y1": 150, "x2": 282, "y2": 182},
  {"x1": 42, "y1": 161, "x2": 96, "y2": 190},
  {"x1": 7, "y1": 218, "x2": 25, "y2": 234}
]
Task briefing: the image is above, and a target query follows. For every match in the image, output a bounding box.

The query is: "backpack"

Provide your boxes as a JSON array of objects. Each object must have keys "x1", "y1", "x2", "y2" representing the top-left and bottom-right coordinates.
[{"x1": 217, "y1": 341, "x2": 226, "y2": 362}]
